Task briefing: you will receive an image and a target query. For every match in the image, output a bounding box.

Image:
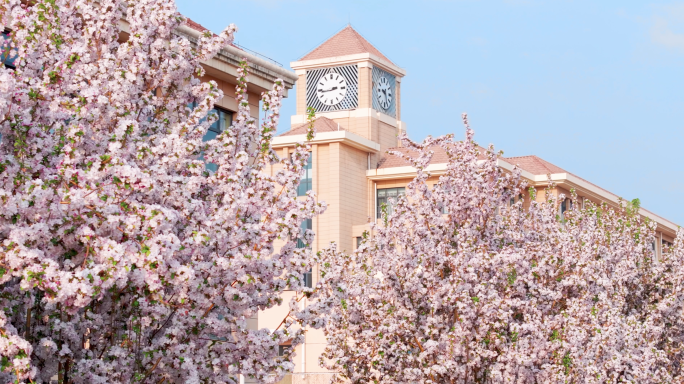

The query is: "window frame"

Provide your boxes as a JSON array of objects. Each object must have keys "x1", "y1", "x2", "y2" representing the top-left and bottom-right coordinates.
[
  {"x1": 296, "y1": 218, "x2": 312, "y2": 249},
  {"x1": 278, "y1": 340, "x2": 292, "y2": 356},
  {"x1": 296, "y1": 152, "x2": 313, "y2": 197},
  {"x1": 1, "y1": 29, "x2": 18, "y2": 69},
  {"x1": 189, "y1": 104, "x2": 233, "y2": 173},
  {"x1": 204, "y1": 106, "x2": 233, "y2": 141},
  {"x1": 376, "y1": 187, "x2": 406, "y2": 219}
]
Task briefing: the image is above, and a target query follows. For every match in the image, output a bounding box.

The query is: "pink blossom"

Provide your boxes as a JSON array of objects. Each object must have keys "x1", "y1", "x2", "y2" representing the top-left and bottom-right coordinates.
[
  {"x1": 0, "y1": 1, "x2": 324, "y2": 382},
  {"x1": 313, "y1": 114, "x2": 684, "y2": 383}
]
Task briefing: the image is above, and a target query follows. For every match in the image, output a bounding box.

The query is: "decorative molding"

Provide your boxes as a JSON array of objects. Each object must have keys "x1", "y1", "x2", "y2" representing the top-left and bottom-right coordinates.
[
  {"x1": 366, "y1": 164, "x2": 448, "y2": 180},
  {"x1": 291, "y1": 53, "x2": 406, "y2": 78},
  {"x1": 175, "y1": 25, "x2": 297, "y2": 88},
  {"x1": 290, "y1": 108, "x2": 400, "y2": 128},
  {"x1": 366, "y1": 158, "x2": 679, "y2": 234},
  {"x1": 273, "y1": 130, "x2": 380, "y2": 153},
  {"x1": 377, "y1": 112, "x2": 398, "y2": 127}
]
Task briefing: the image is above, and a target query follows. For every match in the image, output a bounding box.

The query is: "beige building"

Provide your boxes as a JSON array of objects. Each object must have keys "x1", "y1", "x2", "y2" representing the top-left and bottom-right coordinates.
[
  {"x1": 176, "y1": 19, "x2": 298, "y2": 135},
  {"x1": 5, "y1": 10, "x2": 679, "y2": 383},
  {"x1": 260, "y1": 26, "x2": 680, "y2": 383}
]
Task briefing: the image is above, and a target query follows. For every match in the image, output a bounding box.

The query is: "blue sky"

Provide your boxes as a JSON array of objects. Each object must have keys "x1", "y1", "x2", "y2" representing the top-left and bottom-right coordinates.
[{"x1": 176, "y1": 0, "x2": 684, "y2": 225}]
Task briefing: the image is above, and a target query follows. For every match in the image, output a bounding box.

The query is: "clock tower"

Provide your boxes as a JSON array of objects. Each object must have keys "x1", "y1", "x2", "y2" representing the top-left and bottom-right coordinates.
[
  {"x1": 288, "y1": 25, "x2": 407, "y2": 161},
  {"x1": 273, "y1": 24, "x2": 407, "y2": 263},
  {"x1": 268, "y1": 26, "x2": 408, "y2": 382}
]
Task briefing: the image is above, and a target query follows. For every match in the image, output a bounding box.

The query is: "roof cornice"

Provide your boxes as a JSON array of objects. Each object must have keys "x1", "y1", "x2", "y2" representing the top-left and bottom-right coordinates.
[
  {"x1": 368, "y1": 158, "x2": 679, "y2": 235},
  {"x1": 272, "y1": 130, "x2": 381, "y2": 153},
  {"x1": 174, "y1": 25, "x2": 298, "y2": 87},
  {"x1": 291, "y1": 53, "x2": 406, "y2": 77}
]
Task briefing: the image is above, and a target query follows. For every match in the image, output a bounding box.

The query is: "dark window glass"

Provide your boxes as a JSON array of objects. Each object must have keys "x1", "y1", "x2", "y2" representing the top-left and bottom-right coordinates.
[
  {"x1": 296, "y1": 218, "x2": 312, "y2": 249},
  {"x1": 203, "y1": 108, "x2": 233, "y2": 173},
  {"x1": 356, "y1": 236, "x2": 363, "y2": 249},
  {"x1": 187, "y1": 101, "x2": 233, "y2": 173},
  {"x1": 203, "y1": 108, "x2": 232, "y2": 141},
  {"x1": 278, "y1": 344, "x2": 292, "y2": 356},
  {"x1": 297, "y1": 153, "x2": 312, "y2": 197},
  {"x1": 1, "y1": 31, "x2": 18, "y2": 68},
  {"x1": 504, "y1": 188, "x2": 514, "y2": 207},
  {"x1": 302, "y1": 268, "x2": 312, "y2": 288},
  {"x1": 377, "y1": 187, "x2": 406, "y2": 218}
]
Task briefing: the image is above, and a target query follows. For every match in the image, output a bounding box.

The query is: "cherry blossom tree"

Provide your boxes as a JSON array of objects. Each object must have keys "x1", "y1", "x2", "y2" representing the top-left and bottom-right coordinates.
[
  {"x1": 0, "y1": 1, "x2": 324, "y2": 383},
  {"x1": 314, "y1": 114, "x2": 684, "y2": 383}
]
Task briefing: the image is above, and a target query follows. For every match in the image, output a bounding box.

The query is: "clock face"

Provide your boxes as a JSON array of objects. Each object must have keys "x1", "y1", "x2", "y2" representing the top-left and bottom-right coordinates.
[
  {"x1": 316, "y1": 73, "x2": 348, "y2": 106},
  {"x1": 376, "y1": 76, "x2": 392, "y2": 110}
]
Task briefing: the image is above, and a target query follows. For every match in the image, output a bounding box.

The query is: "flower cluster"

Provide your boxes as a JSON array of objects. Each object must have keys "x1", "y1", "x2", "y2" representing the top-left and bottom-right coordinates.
[
  {"x1": 314, "y1": 114, "x2": 684, "y2": 383},
  {"x1": 0, "y1": 0, "x2": 324, "y2": 383}
]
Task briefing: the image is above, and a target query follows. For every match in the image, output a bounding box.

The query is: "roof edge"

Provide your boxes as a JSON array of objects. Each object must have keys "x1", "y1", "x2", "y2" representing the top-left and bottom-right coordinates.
[
  {"x1": 176, "y1": 24, "x2": 298, "y2": 84},
  {"x1": 272, "y1": 130, "x2": 380, "y2": 153},
  {"x1": 370, "y1": 157, "x2": 679, "y2": 233},
  {"x1": 291, "y1": 53, "x2": 406, "y2": 77}
]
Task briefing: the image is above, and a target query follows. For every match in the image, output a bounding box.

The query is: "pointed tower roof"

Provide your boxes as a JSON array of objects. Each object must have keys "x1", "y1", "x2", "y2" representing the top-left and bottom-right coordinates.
[{"x1": 300, "y1": 26, "x2": 394, "y2": 64}]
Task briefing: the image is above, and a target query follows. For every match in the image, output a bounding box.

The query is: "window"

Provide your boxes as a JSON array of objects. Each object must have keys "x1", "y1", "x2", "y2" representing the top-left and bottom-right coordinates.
[
  {"x1": 1, "y1": 31, "x2": 18, "y2": 68},
  {"x1": 356, "y1": 236, "x2": 363, "y2": 249},
  {"x1": 560, "y1": 198, "x2": 572, "y2": 215},
  {"x1": 504, "y1": 188, "x2": 514, "y2": 207},
  {"x1": 297, "y1": 152, "x2": 312, "y2": 197},
  {"x1": 278, "y1": 343, "x2": 292, "y2": 356},
  {"x1": 203, "y1": 108, "x2": 233, "y2": 173},
  {"x1": 278, "y1": 345, "x2": 291, "y2": 356},
  {"x1": 377, "y1": 187, "x2": 406, "y2": 219},
  {"x1": 203, "y1": 108, "x2": 232, "y2": 141},
  {"x1": 296, "y1": 218, "x2": 312, "y2": 249},
  {"x1": 302, "y1": 268, "x2": 313, "y2": 288},
  {"x1": 437, "y1": 201, "x2": 448, "y2": 214},
  {"x1": 187, "y1": 101, "x2": 234, "y2": 172}
]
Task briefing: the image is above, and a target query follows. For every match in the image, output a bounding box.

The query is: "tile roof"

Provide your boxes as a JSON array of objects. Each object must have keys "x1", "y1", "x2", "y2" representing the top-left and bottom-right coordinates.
[
  {"x1": 182, "y1": 17, "x2": 241, "y2": 50},
  {"x1": 379, "y1": 151, "x2": 617, "y2": 202},
  {"x1": 503, "y1": 155, "x2": 567, "y2": 175},
  {"x1": 377, "y1": 145, "x2": 488, "y2": 169},
  {"x1": 279, "y1": 117, "x2": 345, "y2": 137},
  {"x1": 185, "y1": 18, "x2": 209, "y2": 33},
  {"x1": 300, "y1": 25, "x2": 394, "y2": 64},
  {"x1": 503, "y1": 155, "x2": 617, "y2": 196}
]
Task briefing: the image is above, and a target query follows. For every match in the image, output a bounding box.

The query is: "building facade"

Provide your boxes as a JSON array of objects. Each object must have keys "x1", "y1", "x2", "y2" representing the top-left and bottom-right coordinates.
[
  {"x1": 261, "y1": 26, "x2": 680, "y2": 384},
  {"x1": 5, "y1": 11, "x2": 678, "y2": 383}
]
